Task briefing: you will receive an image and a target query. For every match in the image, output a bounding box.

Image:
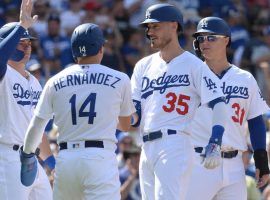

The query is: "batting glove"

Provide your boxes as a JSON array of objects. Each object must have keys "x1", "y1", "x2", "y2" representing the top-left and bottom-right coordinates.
[
  {"x1": 19, "y1": 147, "x2": 37, "y2": 187},
  {"x1": 201, "y1": 143, "x2": 221, "y2": 169}
]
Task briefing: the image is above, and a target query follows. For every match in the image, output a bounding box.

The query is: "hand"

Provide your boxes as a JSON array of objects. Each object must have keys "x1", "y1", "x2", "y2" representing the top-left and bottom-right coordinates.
[
  {"x1": 201, "y1": 143, "x2": 221, "y2": 169},
  {"x1": 126, "y1": 159, "x2": 139, "y2": 177},
  {"x1": 20, "y1": 147, "x2": 37, "y2": 187},
  {"x1": 19, "y1": 0, "x2": 38, "y2": 29},
  {"x1": 256, "y1": 169, "x2": 270, "y2": 188}
]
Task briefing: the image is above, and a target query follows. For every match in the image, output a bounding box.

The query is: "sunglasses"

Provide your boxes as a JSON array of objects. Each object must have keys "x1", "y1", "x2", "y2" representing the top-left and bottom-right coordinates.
[{"x1": 196, "y1": 35, "x2": 226, "y2": 43}]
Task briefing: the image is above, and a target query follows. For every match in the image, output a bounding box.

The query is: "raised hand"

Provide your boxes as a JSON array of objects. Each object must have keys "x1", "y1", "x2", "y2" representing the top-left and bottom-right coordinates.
[{"x1": 19, "y1": 0, "x2": 38, "y2": 29}]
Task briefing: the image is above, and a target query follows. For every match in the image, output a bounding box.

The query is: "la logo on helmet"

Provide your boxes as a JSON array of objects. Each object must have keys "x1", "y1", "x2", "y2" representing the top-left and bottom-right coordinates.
[
  {"x1": 146, "y1": 10, "x2": 151, "y2": 19},
  {"x1": 201, "y1": 19, "x2": 208, "y2": 28}
]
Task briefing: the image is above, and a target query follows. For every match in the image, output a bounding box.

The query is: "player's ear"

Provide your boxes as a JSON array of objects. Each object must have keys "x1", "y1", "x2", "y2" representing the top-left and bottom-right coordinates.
[
  {"x1": 225, "y1": 37, "x2": 230, "y2": 46},
  {"x1": 172, "y1": 22, "x2": 178, "y2": 32},
  {"x1": 99, "y1": 46, "x2": 104, "y2": 55}
]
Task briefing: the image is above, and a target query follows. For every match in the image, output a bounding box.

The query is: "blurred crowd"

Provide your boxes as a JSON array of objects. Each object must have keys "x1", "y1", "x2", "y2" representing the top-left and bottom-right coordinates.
[{"x1": 2, "y1": 0, "x2": 270, "y2": 199}]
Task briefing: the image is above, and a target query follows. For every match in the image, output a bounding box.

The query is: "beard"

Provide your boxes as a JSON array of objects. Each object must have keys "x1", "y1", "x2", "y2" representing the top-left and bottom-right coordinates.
[{"x1": 150, "y1": 35, "x2": 172, "y2": 50}]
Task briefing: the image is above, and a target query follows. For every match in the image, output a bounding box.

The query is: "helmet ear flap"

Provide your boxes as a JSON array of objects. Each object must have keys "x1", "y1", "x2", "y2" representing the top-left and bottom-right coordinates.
[{"x1": 193, "y1": 39, "x2": 204, "y2": 61}]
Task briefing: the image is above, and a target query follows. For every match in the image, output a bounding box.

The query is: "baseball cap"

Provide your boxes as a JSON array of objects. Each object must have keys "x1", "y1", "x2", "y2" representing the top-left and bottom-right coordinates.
[
  {"x1": 26, "y1": 59, "x2": 41, "y2": 72},
  {"x1": 117, "y1": 132, "x2": 132, "y2": 143}
]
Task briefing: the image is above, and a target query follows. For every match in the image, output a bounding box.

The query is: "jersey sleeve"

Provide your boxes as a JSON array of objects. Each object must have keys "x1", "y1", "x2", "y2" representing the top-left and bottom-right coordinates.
[
  {"x1": 247, "y1": 75, "x2": 269, "y2": 120},
  {"x1": 34, "y1": 79, "x2": 54, "y2": 120},
  {"x1": 119, "y1": 74, "x2": 136, "y2": 117},
  {"x1": 193, "y1": 62, "x2": 224, "y2": 105},
  {"x1": 131, "y1": 60, "x2": 143, "y2": 101}
]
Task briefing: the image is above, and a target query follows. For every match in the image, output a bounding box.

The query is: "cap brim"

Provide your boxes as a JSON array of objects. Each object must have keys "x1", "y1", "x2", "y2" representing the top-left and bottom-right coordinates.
[
  {"x1": 27, "y1": 64, "x2": 41, "y2": 71},
  {"x1": 140, "y1": 19, "x2": 160, "y2": 26},
  {"x1": 192, "y1": 29, "x2": 215, "y2": 37},
  {"x1": 20, "y1": 36, "x2": 37, "y2": 40}
]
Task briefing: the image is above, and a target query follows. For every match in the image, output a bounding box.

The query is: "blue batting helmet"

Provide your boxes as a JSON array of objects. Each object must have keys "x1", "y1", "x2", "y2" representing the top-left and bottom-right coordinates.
[
  {"x1": 193, "y1": 17, "x2": 231, "y2": 38},
  {"x1": 0, "y1": 22, "x2": 36, "y2": 41},
  {"x1": 71, "y1": 23, "x2": 105, "y2": 59},
  {"x1": 140, "y1": 4, "x2": 184, "y2": 31}
]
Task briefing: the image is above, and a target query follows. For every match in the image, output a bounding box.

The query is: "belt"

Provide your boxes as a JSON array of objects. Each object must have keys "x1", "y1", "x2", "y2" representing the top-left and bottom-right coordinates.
[
  {"x1": 194, "y1": 147, "x2": 238, "y2": 159},
  {"x1": 59, "y1": 140, "x2": 104, "y2": 150},
  {"x1": 143, "y1": 129, "x2": 177, "y2": 142}
]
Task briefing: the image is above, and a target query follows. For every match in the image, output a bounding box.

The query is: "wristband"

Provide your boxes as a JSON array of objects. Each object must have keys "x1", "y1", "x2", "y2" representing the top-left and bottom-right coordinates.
[
  {"x1": 43, "y1": 155, "x2": 56, "y2": 171},
  {"x1": 254, "y1": 149, "x2": 270, "y2": 178}
]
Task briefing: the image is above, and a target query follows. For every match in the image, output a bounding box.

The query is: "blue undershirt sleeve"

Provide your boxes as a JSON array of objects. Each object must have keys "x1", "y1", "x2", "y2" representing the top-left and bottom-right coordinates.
[{"x1": 248, "y1": 115, "x2": 266, "y2": 150}]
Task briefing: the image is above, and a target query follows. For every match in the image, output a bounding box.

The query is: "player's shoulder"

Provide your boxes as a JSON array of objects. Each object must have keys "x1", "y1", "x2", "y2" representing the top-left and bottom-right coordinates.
[
  {"x1": 50, "y1": 64, "x2": 77, "y2": 80},
  {"x1": 135, "y1": 52, "x2": 159, "y2": 68},
  {"x1": 98, "y1": 64, "x2": 130, "y2": 81},
  {"x1": 230, "y1": 64, "x2": 255, "y2": 80},
  {"x1": 181, "y1": 51, "x2": 208, "y2": 69},
  {"x1": 28, "y1": 72, "x2": 42, "y2": 87},
  {"x1": 45, "y1": 64, "x2": 78, "y2": 85}
]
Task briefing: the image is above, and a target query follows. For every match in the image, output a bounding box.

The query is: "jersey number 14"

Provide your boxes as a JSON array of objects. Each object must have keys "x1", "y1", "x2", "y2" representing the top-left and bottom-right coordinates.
[{"x1": 69, "y1": 93, "x2": 97, "y2": 125}]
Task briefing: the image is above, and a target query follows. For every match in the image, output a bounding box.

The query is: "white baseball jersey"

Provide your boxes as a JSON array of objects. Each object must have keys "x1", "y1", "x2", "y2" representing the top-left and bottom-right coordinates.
[
  {"x1": 0, "y1": 65, "x2": 42, "y2": 145},
  {"x1": 0, "y1": 65, "x2": 52, "y2": 200},
  {"x1": 131, "y1": 51, "x2": 224, "y2": 134},
  {"x1": 191, "y1": 65, "x2": 270, "y2": 151},
  {"x1": 34, "y1": 64, "x2": 135, "y2": 143}
]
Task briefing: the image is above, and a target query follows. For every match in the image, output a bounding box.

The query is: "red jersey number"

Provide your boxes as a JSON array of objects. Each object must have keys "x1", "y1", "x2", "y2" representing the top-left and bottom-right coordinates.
[
  {"x1": 231, "y1": 103, "x2": 245, "y2": 125},
  {"x1": 162, "y1": 92, "x2": 190, "y2": 115}
]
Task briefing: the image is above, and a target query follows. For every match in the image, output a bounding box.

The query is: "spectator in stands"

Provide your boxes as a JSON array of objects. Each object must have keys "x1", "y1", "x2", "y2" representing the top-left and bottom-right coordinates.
[
  {"x1": 26, "y1": 59, "x2": 46, "y2": 87},
  {"x1": 60, "y1": 0, "x2": 86, "y2": 36},
  {"x1": 119, "y1": 144, "x2": 141, "y2": 200},
  {"x1": 240, "y1": 23, "x2": 270, "y2": 102},
  {"x1": 121, "y1": 29, "x2": 144, "y2": 77},
  {"x1": 101, "y1": 29, "x2": 126, "y2": 72},
  {"x1": 40, "y1": 13, "x2": 73, "y2": 76},
  {"x1": 117, "y1": 132, "x2": 134, "y2": 169},
  {"x1": 32, "y1": 0, "x2": 51, "y2": 37}
]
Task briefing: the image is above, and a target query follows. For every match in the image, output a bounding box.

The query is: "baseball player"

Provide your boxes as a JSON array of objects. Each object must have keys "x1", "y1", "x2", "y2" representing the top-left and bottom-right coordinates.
[
  {"x1": 20, "y1": 23, "x2": 136, "y2": 200},
  {"x1": 186, "y1": 17, "x2": 270, "y2": 200},
  {"x1": 130, "y1": 4, "x2": 228, "y2": 200},
  {"x1": 0, "y1": 0, "x2": 54, "y2": 199}
]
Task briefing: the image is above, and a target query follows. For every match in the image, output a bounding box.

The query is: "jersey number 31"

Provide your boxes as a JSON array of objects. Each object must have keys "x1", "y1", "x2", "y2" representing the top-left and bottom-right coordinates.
[{"x1": 69, "y1": 93, "x2": 97, "y2": 125}]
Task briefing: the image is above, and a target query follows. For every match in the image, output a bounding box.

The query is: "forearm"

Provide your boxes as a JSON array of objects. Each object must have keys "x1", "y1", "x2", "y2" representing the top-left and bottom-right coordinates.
[
  {"x1": 38, "y1": 134, "x2": 53, "y2": 160},
  {"x1": 131, "y1": 100, "x2": 141, "y2": 127},
  {"x1": 248, "y1": 115, "x2": 269, "y2": 177},
  {"x1": 209, "y1": 101, "x2": 227, "y2": 145},
  {"x1": 23, "y1": 116, "x2": 49, "y2": 154},
  {"x1": 0, "y1": 25, "x2": 25, "y2": 79},
  {"x1": 117, "y1": 116, "x2": 132, "y2": 132},
  {"x1": 120, "y1": 175, "x2": 137, "y2": 200}
]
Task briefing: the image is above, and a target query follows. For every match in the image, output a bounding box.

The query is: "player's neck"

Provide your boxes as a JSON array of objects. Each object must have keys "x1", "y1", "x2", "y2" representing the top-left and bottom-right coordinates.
[
  {"x1": 8, "y1": 61, "x2": 29, "y2": 79},
  {"x1": 77, "y1": 55, "x2": 102, "y2": 65},
  {"x1": 205, "y1": 59, "x2": 230, "y2": 75},
  {"x1": 159, "y1": 42, "x2": 184, "y2": 63}
]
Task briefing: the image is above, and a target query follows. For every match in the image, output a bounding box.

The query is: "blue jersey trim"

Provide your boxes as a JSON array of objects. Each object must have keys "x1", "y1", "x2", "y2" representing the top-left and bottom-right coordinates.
[{"x1": 208, "y1": 97, "x2": 226, "y2": 109}]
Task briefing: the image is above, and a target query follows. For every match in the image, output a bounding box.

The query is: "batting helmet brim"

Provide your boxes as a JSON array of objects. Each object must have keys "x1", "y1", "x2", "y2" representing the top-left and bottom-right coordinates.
[
  {"x1": 21, "y1": 36, "x2": 37, "y2": 40},
  {"x1": 140, "y1": 19, "x2": 160, "y2": 26},
  {"x1": 192, "y1": 29, "x2": 216, "y2": 37}
]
